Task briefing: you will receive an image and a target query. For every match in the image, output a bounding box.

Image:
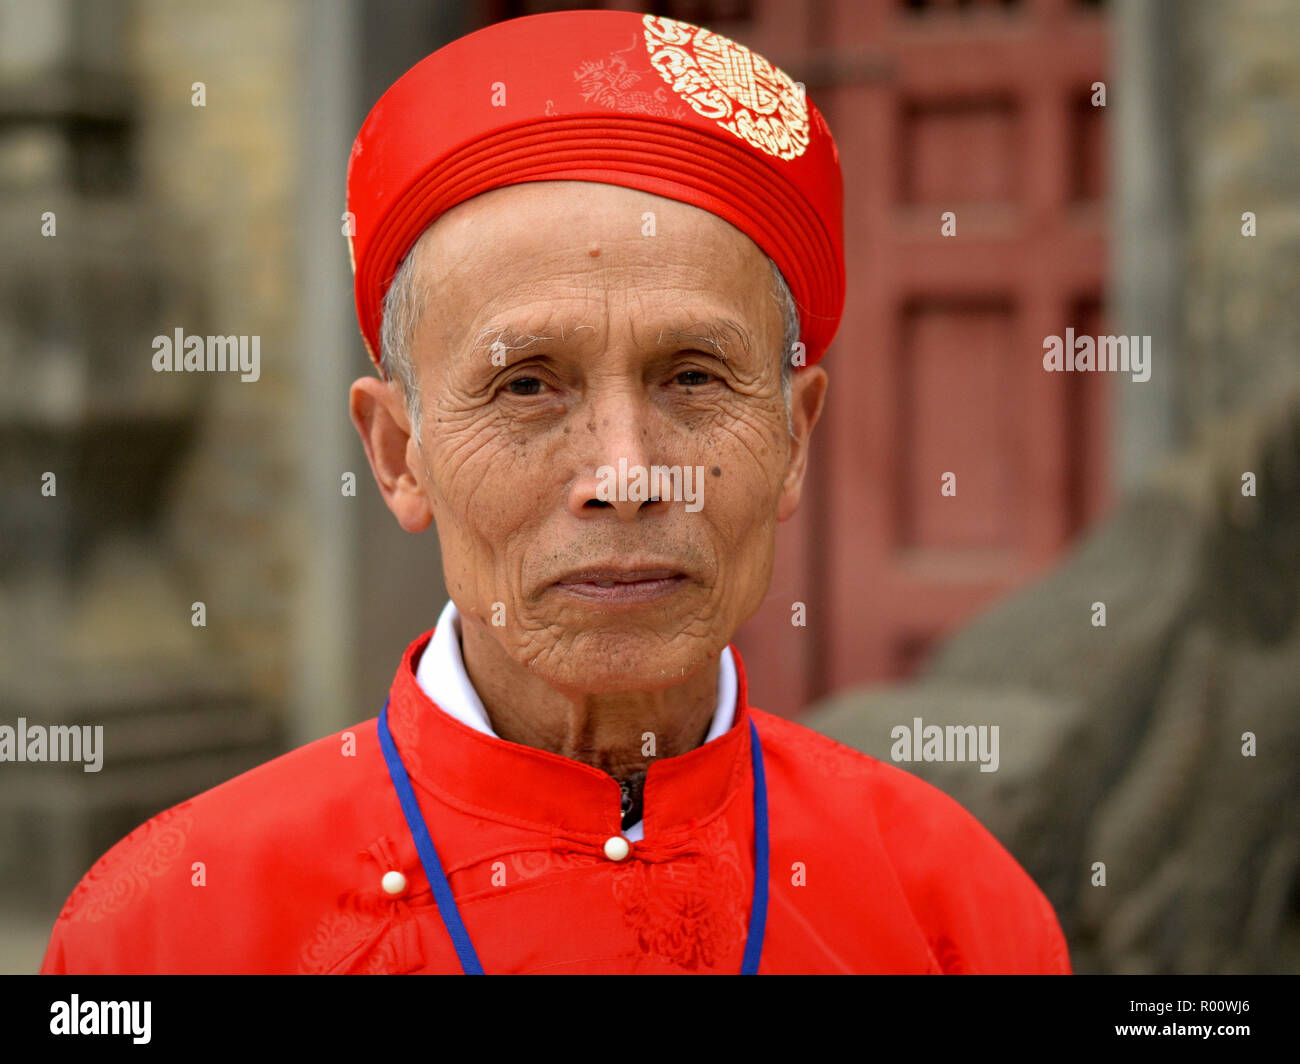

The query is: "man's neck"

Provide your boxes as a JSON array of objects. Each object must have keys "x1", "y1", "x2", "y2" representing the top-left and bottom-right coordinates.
[{"x1": 457, "y1": 616, "x2": 719, "y2": 809}]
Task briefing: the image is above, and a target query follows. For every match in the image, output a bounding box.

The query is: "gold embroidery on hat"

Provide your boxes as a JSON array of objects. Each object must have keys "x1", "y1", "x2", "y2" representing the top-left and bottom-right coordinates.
[{"x1": 642, "y1": 15, "x2": 809, "y2": 161}]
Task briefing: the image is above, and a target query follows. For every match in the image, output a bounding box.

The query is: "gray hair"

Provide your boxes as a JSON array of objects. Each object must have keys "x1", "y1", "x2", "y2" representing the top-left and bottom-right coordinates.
[{"x1": 379, "y1": 235, "x2": 800, "y2": 439}]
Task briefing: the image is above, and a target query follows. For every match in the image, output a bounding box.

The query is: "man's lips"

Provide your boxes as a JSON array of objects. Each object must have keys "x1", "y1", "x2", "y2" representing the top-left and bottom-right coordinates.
[{"x1": 551, "y1": 567, "x2": 690, "y2": 603}]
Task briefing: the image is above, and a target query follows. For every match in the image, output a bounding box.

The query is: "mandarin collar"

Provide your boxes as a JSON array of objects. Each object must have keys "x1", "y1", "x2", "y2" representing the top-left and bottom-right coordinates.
[{"x1": 385, "y1": 630, "x2": 754, "y2": 842}]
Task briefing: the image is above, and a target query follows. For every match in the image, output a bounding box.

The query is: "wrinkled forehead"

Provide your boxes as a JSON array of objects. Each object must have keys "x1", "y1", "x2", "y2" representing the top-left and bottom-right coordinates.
[{"x1": 411, "y1": 181, "x2": 779, "y2": 356}]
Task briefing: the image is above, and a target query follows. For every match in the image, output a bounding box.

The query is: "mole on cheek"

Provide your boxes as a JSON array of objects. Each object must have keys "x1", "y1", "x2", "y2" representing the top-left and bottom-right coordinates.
[
  {"x1": 711, "y1": 466, "x2": 722, "y2": 477},
  {"x1": 588, "y1": 244, "x2": 601, "y2": 258}
]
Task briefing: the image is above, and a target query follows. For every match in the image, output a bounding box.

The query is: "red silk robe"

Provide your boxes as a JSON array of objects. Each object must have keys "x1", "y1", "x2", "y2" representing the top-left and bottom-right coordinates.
[{"x1": 41, "y1": 632, "x2": 1071, "y2": 974}]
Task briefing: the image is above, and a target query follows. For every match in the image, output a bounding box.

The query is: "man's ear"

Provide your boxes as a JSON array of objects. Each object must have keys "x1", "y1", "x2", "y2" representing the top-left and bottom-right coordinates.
[
  {"x1": 776, "y1": 365, "x2": 828, "y2": 523},
  {"x1": 349, "y1": 376, "x2": 433, "y2": 533}
]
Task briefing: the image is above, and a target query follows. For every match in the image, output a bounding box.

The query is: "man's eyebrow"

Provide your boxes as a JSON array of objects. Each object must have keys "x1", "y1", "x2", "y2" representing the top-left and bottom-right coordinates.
[
  {"x1": 468, "y1": 321, "x2": 599, "y2": 357},
  {"x1": 657, "y1": 319, "x2": 753, "y2": 360},
  {"x1": 472, "y1": 325, "x2": 554, "y2": 355}
]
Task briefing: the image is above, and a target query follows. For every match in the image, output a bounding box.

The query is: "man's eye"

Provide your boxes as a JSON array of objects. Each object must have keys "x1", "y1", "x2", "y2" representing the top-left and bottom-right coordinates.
[
  {"x1": 675, "y1": 370, "x2": 713, "y2": 387},
  {"x1": 506, "y1": 377, "x2": 544, "y2": 396}
]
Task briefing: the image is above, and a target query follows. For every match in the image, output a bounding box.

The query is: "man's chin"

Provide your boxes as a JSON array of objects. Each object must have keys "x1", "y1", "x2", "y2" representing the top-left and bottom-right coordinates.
[{"x1": 523, "y1": 626, "x2": 723, "y2": 696}]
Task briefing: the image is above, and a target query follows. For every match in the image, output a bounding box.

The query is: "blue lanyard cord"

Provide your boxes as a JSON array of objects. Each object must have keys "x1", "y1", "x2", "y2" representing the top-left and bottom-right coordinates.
[
  {"x1": 377, "y1": 701, "x2": 485, "y2": 974},
  {"x1": 741, "y1": 716, "x2": 769, "y2": 975},
  {"x1": 377, "y1": 700, "x2": 769, "y2": 974}
]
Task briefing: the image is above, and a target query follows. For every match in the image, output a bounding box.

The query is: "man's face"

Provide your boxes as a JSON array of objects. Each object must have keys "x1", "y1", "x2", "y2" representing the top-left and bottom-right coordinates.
[{"x1": 357, "y1": 180, "x2": 825, "y2": 695}]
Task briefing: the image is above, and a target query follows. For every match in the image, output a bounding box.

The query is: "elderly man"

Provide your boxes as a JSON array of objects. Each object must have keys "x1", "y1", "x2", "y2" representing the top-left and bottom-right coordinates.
[{"x1": 41, "y1": 10, "x2": 1069, "y2": 974}]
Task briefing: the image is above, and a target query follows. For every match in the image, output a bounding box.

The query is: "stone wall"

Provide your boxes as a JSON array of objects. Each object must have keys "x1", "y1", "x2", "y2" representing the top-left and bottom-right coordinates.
[
  {"x1": 0, "y1": 0, "x2": 303, "y2": 939},
  {"x1": 1178, "y1": 0, "x2": 1300, "y2": 431},
  {"x1": 128, "y1": 0, "x2": 302, "y2": 700}
]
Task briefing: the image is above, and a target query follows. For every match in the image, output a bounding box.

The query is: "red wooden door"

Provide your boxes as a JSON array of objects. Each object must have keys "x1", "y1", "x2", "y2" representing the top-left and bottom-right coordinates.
[{"x1": 733, "y1": 0, "x2": 1112, "y2": 714}]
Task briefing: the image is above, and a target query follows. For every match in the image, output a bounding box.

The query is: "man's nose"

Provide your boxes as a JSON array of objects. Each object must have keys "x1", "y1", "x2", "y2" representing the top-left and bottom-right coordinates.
[{"x1": 567, "y1": 391, "x2": 666, "y2": 522}]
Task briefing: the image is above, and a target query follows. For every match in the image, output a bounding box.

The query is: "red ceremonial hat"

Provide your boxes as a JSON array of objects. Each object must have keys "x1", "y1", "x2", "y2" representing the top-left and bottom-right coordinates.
[{"x1": 346, "y1": 9, "x2": 845, "y2": 373}]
